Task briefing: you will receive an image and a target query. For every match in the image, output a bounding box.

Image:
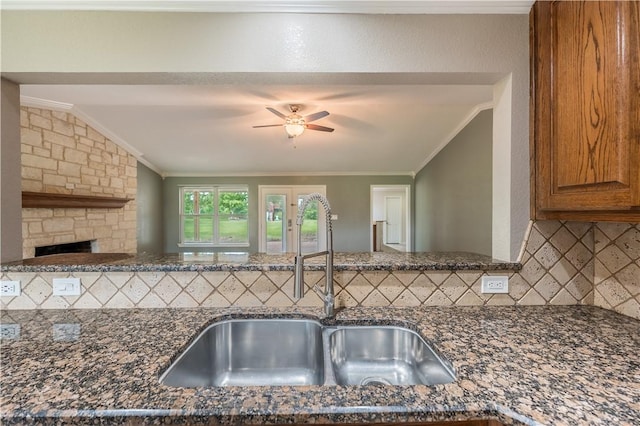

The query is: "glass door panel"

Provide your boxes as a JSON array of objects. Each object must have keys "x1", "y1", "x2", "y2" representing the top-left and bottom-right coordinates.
[
  {"x1": 259, "y1": 185, "x2": 326, "y2": 253},
  {"x1": 297, "y1": 196, "x2": 319, "y2": 253},
  {"x1": 265, "y1": 194, "x2": 288, "y2": 254}
]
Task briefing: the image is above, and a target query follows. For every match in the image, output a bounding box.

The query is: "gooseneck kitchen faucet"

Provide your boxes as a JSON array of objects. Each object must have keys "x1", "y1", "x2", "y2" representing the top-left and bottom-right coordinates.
[{"x1": 293, "y1": 193, "x2": 334, "y2": 318}]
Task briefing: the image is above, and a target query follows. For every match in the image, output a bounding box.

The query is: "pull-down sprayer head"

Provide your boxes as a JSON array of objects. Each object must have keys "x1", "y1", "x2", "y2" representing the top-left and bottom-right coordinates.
[{"x1": 293, "y1": 193, "x2": 334, "y2": 317}]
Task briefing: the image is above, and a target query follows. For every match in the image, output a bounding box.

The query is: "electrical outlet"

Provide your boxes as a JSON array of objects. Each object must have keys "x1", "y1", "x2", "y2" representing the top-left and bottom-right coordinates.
[
  {"x1": 53, "y1": 323, "x2": 81, "y2": 341},
  {"x1": 0, "y1": 280, "x2": 21, "y2": 297},
  {"x1": 481, "y1": 276, "x2": 509, "y2": 294},
  {"x1": 52, "y1": 278, "x2": 81, "y2": 296},
  {"x1": 0, "y1": 324, "x2": 20, "y2": 340}
]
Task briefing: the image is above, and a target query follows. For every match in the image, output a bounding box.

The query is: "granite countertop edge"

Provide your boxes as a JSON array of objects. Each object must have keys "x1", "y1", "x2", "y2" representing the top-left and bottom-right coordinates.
[
  {"x1": 0, "y1": 251, "x2": 522, "y2": 273},
  {"x1": 3, "y1": 405, "x2": 510, "y2": 425}
]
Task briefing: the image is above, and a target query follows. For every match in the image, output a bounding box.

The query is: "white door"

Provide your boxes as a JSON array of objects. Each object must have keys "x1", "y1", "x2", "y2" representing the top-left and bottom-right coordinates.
[
  {"x1": 371, "y1": 185, "x2": 411, "y2": 252},
  {"x1": 385, "y1": 196, "x2": 402, "y2": 244},
  {"x1": 259, "y1": 186, "x2": 326, "y2": 253}
]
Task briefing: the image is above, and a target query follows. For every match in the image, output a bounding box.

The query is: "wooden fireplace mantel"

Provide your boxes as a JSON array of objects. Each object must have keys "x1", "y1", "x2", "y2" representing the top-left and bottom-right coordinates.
[{"x1": 22, "y1": 192, "x2": 133, "y2": 209}]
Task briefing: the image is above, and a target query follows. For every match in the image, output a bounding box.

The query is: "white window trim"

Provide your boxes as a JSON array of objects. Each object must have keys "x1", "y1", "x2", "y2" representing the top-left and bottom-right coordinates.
[{"x1": 178, "y1": 185, "x2": 250, "y2": 248}]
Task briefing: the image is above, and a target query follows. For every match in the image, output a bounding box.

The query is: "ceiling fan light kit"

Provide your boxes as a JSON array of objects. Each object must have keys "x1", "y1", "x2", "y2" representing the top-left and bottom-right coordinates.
[
  {"x1": 254, "y1": 104, "x2": 334, "y2": 139},
  {"x1": 284, "y1": 113, "x2": 306, "y2": 138}
]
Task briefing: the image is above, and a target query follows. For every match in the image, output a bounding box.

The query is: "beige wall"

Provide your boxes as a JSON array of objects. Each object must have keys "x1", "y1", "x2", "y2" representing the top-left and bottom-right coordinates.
[{"x1": 20, "y1": 107, "x2": 137, "y2": 258}]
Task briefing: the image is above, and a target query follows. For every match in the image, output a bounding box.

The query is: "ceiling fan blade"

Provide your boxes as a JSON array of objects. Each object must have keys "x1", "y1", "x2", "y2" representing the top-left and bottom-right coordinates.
[
  {"x1": 266, "y1": 107, "x2": 287, "y2": 120},
  {"x1": 253, "y1": 124, "x2": 283, "y2": 128},
  {"x1": 306, "y1": 124, "x2": 334, "y2": 132},
  {"x1": 304, "y1": 111, "x2": 329, "y2": 122}
]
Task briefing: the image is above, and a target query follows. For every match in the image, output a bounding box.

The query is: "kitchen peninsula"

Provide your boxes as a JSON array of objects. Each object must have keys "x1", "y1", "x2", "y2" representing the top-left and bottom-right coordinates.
[{"x1": 1, "y1": 251, "x2": 527, "y2": 312}]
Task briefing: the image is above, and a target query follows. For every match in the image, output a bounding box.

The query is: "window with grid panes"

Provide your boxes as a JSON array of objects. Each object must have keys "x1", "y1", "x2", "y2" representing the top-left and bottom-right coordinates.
[{"x1": 179, "y1": 186, "x2": 249, "y2": 246}]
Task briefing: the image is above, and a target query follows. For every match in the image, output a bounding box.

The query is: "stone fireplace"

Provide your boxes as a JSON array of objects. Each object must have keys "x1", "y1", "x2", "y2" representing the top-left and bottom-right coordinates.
[{"x1": 20, "y1": 106, "x2": 137, "y2": 259}]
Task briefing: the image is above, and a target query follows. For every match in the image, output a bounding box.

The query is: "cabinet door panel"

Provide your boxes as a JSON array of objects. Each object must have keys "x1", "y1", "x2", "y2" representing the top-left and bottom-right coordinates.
[
  {"x1": 533, "y1": 1, "x2": 640, "y2": 214},
  {"x1": 555, "y1": 2, "x2": 628, "y2": 190}
]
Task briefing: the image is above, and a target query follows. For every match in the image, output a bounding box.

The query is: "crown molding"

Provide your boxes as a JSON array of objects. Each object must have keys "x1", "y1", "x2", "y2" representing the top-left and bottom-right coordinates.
[
  {"x1": 163, "y1": 170, "x2": 415, "y2": 178},
  {"x1": 415, "y1": 101, "x2": 494, "y2": 173},
  {"x1": 20, "y1": 95, "x2": 73, "y2": 111},
  {"x1": 1, "y1": 0, "x2": 534, "y2": 14}
]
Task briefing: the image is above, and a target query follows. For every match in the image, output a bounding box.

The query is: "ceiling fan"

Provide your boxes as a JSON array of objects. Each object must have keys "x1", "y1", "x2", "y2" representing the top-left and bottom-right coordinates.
[{"x1": 253, "y1": 104, "x2": 334, "y2": 138}]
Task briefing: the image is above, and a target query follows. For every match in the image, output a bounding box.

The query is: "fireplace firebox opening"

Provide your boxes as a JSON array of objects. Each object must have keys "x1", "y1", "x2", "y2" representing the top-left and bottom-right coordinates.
[{"x1": 35, "y1": 240, "x2": 96, "y2": 257}]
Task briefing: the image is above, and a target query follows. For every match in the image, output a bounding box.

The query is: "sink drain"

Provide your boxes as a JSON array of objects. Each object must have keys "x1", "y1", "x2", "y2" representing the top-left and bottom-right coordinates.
[{"x1": 360, "y1": 377, "x2": 392, "y2": 386}]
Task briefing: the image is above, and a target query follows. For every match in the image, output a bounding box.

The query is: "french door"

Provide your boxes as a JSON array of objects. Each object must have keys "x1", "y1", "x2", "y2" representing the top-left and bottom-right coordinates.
[{"x1": 258, "y1": 186, "x2": 326, "y2": 253}]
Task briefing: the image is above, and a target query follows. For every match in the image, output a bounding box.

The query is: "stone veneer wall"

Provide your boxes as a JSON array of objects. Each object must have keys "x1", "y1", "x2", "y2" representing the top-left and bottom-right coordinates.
[{"x1": 20, "y1": 107, "x2": 137, "y2": 258}]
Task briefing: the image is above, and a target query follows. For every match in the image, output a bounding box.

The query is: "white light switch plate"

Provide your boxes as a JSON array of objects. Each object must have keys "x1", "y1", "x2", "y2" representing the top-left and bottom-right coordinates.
[{"x1": 52, "y1": 278, "x2": 81, "y2": 296}]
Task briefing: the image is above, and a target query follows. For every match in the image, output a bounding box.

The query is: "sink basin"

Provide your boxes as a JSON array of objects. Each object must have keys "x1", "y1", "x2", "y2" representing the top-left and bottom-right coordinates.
[
  {"x1": 160, "y1": 318, "x2": 455, "y2": 387},
  {"x1": 328, "y1": 326, "x2": 455, "y2": 386},
  {"x1": 159, "y1": 318, "x2": 325, "y2": 387}
]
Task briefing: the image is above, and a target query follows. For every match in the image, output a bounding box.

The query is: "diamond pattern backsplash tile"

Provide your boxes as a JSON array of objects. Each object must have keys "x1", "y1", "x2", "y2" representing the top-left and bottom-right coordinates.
[
  {"x1": 3, "y1": 220, "x2": 639, "y2": 320},
  {"x1": 593, "y1": 223, "x2": 640, "y2": 319},
  {"x1": 516, "y1": 220, "x2": 595, "y2": 306}
]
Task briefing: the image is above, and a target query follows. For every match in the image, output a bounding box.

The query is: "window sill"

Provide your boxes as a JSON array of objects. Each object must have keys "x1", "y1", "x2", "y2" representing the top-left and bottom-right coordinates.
[{"x1": 178, "y1": 243, "x2": 250, "y2": 248}]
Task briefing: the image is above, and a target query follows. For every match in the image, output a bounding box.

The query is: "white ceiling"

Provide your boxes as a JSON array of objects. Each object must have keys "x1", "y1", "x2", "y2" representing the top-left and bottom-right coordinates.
[{"x1": 22, "y1": 84, "x2": 494, "y2": 176}]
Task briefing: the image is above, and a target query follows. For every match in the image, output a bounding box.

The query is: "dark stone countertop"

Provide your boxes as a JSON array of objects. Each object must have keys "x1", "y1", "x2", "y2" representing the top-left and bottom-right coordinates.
[
  {"x1": 1, "y1": 305, "x2": 638, "y2": 425},
  {"x1": 0, "y1": 251, "x2": 521, "y2": 273}
]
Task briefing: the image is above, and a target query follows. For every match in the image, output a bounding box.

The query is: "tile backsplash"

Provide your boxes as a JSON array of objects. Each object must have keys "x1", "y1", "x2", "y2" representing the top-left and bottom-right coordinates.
[
  {"x1": 593, "y1": 223, "x2": 640, "y2": 319},
  {"x1": 7, "y1": 220, "x2": 627, "y2": 314},
  {"x1": 2, "y1": 221, "x2": 638, "y2": 319}
]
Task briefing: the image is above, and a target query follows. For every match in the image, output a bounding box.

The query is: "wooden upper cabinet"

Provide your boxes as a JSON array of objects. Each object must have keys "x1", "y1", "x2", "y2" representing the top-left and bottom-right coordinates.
[{"x1": 530, "y1": 1, "x2": 640, "y2": 221}]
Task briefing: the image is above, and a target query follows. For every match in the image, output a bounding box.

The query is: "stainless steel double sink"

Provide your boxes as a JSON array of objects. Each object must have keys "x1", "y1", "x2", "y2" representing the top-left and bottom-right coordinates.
[{"x1": 159, "y1": 318, "x2": 456, "y2": 387}]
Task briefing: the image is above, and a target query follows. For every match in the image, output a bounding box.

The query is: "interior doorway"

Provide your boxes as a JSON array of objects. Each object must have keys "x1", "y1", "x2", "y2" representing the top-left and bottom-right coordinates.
[
  {"x1": 258, "y1": 185, "x2": 327, "y2": 253},
  {"x1": 370, "y1": 185, "x2": 411, "y2": 252}
]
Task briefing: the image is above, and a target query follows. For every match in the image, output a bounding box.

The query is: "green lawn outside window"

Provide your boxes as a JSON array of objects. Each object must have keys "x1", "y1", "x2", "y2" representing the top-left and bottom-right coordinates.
[
  {"x1": 181, "y1": 187, "x2": 249, "y2": 245},
  {"x1": 184, "y1": 219, "x2": 318, "y2": 242}
]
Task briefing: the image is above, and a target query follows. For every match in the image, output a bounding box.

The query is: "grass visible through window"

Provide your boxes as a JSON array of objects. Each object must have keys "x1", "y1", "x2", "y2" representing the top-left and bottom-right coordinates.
[
  {"x1": 219, "y1": 216, "x2": 248, "y2": 243},
  {"x1": 184, "y1": 219, "x2": 317, "y2": 243},
  {"x1": 266, "y1": 220, "x2": 318, "y2": 241}
]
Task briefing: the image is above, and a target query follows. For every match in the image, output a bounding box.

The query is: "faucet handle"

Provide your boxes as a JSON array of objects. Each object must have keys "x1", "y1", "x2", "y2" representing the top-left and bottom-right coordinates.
[{"x1": 313, "y1": 284, "x2": 326, "y2": 298}]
